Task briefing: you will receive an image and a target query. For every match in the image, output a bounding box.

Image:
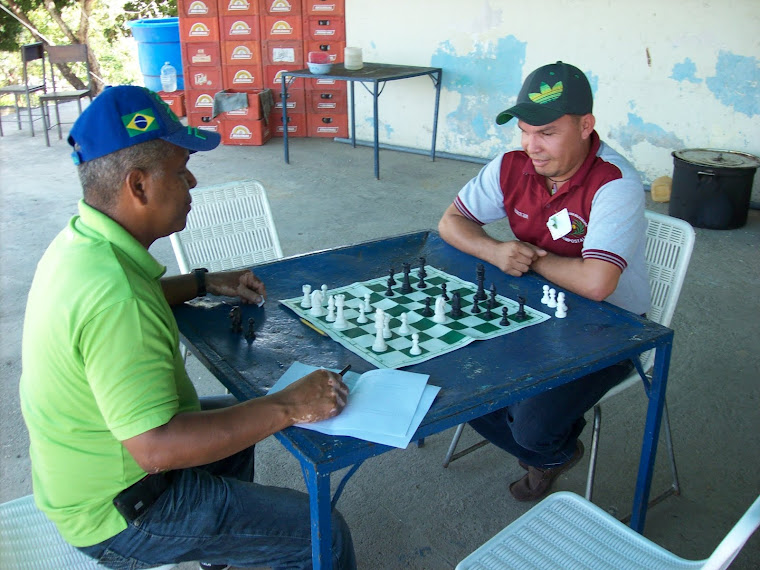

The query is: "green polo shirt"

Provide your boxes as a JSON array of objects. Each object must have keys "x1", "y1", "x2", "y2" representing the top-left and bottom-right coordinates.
[{"x1": 19, "y1": 200, "x2": 200, "y2": 547}]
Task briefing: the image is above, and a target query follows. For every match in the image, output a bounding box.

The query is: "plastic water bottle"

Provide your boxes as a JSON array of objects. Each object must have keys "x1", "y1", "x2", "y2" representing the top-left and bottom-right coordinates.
[{"x1": 160, "y1": 61, "x2": 177, "y2": 93}]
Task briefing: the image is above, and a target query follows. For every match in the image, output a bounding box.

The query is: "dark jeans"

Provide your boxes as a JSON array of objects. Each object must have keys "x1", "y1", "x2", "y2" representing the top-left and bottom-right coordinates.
[
  {"x1": 469, "y1": 358, "x2": 635, "y2": 469},
  {"x1": 78, "y1": 447, "x2": 356, "y2": 569}
]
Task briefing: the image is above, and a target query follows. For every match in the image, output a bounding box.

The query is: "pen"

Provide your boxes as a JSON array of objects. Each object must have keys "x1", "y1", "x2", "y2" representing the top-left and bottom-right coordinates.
[
  {"x1": 338, "y1": 364, "x2": 351, "y2": 376},
  {"x1": 299, "y1": 318, "x2": 328, "y2": 337}
]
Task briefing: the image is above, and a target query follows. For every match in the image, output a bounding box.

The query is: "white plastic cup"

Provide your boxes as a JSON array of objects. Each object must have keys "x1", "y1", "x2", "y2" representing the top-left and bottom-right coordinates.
[{"x1": 344, "y1": 47, "x2": 363, "y2": 70}]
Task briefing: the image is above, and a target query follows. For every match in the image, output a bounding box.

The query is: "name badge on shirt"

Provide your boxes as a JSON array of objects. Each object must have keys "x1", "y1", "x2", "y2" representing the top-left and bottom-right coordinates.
[{"x1": 547, "y1": 208, "x2": 572, "y2": 240}]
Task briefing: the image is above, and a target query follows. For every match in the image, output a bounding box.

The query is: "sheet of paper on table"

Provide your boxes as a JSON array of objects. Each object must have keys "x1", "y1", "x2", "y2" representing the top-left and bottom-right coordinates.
[{"x1": 267, "y1": 361, "x2": 440, "y2": 449}]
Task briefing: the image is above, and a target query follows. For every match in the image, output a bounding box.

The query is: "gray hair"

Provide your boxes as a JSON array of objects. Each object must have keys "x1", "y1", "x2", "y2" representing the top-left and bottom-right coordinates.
[{"x1": 78, "y1": 139, "x2": 175, "y2": 211}]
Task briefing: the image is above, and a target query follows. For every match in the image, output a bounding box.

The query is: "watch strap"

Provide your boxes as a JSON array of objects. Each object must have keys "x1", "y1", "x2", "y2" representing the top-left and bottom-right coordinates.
[{"x1": 193, "y1": 268, "x2": 209, "y2": 297}]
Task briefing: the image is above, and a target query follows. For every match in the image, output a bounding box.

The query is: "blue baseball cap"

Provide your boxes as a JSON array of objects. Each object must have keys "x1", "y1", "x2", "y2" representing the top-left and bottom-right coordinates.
[{"x1": 68, "y1": 85, "x2": 220, "y2": 164}]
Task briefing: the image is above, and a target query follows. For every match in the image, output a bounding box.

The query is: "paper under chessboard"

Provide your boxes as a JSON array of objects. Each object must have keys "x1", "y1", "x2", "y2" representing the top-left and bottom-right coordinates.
[
  {"x1": 280, "y1": 266, "x2": 550, "y2": 369},
  {"x1": 268, "y1": 362, "x2": 440, "y2": 448}
]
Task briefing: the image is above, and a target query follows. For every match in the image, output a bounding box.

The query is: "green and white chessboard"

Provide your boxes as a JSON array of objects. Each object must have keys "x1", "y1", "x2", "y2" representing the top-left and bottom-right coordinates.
[{"x1": 281, "y1": 266, "x2": 551, "y2": 369}]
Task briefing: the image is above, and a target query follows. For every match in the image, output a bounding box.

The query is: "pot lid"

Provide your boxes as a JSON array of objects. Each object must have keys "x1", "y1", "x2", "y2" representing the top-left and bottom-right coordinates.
[{"x1": 673, "y1": 148, "x2": 760, "y2": 169}]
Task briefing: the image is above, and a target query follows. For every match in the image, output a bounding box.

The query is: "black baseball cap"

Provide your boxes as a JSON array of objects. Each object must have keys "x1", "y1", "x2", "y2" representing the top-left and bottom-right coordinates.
[{"x1": 496, "y1": 61, "x2": 593, "y2": 126}]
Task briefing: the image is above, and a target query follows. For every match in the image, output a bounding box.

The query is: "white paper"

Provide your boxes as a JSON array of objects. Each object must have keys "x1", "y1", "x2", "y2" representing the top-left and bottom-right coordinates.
[
  {"x1": 268, "y1": 362, "x2": 440, "y2": 448},
  {"x1": 547, "y1": 208, "x2": 572, "y2": 240}
]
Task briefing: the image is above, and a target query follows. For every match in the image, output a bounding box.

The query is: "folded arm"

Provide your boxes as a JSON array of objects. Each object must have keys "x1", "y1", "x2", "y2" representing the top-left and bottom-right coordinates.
[{"x1": 160, "y1": 269, "x2": 267, "y2": 306}]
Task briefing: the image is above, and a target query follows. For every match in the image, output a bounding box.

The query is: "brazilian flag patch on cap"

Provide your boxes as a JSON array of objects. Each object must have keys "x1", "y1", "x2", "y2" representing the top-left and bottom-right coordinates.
[{"x1": 122, "y1": 108, "x2": 159, "y2": 137}]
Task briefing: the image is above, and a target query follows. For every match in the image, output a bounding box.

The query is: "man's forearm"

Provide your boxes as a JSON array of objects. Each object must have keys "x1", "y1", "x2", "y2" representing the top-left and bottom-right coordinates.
[{"x1": 531, "y1": 254, "x2": 619, "y2": 301}]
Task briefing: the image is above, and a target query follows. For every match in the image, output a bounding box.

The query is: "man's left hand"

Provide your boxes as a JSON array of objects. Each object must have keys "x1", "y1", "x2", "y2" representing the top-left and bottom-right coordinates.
[{"x1": 207, "y1": 270, "x2": 267, "y2": 305}]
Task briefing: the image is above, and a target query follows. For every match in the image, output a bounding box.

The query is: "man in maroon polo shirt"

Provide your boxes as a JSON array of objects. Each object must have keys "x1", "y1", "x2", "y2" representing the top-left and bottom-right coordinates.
[{"x1": 438, "y1": 61, "x2": 650, "y2": 501}]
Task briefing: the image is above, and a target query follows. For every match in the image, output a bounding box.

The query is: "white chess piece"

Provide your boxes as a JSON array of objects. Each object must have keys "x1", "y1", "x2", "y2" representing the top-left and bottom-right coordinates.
[
  {"x1": 309, "y1": 290, "x2": 326, "y2": 316},
  {"x1": 326, "y1": 295, "x2": 336, "y2": 322},
  {"x1": 541, "y1": 285, "x2": 550, "y2": 305},
  {"x1": 356, "y1": 305, "x2": 368, "y2": 324},
  {"x1": 555, "y1": 292, "x2": 567, "y2": 318},
  {"x1": 397, "y1": 312, "x2": 411, "y2": 335},
  {"x1": 363, "y1": 293, "x2": 372, "y2": 313},
  {"x1": 321, "y1": 285, "x2": 328, "y2": 306},
  {"x1": 432, "y1": 295, "x2": 447, "y2": 323},
  {"x1": 301, "y1": 284, "x2": 312, "y2": 308},
  {"x1": 547, "y1": 288, "x2": 557, "y2": 308},
  {"x1": 409, "y1": 332, "x2": 422, "y2": 355},
  {"x1": 333, "y1": 294, "x2": 348, "y2": 329},
  {"x1": 372, "y1": 309, "x2": 387, "y2": 352},
  {"x1": 382, "y1": 313, "x2": 392, "y2": 339}
]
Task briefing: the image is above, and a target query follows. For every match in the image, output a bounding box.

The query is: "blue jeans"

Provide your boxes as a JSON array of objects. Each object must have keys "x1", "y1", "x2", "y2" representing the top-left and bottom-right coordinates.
[
  {"x1": 469, "y1": 358, "x2": 635, "y2": 469},
  {"x1": 77, "y1": 447, "x2": 356, "y2": 570}
]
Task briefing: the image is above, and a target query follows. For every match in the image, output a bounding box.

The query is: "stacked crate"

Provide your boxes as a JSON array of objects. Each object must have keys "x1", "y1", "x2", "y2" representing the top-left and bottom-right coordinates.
[{"x1": 177, "y1": 0, "x2": 346, "y2": 145}]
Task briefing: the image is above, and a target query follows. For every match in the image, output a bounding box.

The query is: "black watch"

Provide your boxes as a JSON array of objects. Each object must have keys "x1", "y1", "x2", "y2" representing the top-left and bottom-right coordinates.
[{"x1": 193, "y1": 268, "x2": 209, "y2": 297}]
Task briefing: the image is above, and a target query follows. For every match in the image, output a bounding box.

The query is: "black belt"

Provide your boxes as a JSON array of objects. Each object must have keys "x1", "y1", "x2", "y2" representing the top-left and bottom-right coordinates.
[{"x1": 113, "y1": 471, "x2": 174, "y2": 522}]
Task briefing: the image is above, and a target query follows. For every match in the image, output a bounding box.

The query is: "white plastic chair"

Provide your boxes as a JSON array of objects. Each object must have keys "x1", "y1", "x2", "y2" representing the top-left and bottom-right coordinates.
[
  {"x1": 0, "y1": 494, "x2": 174, "y2": 569},
  {"x1": 443, "y1": 212, "x2": 696, "y2": 514},
  {"x1": 170, "y1": 179, "x2": 283, "y2": 274},
  {"x1": 456, "y1": 491, "x2": 760, "y2": 570}
]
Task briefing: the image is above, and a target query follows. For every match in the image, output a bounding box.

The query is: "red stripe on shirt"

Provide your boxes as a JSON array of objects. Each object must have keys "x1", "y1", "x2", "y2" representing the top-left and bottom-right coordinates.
[
  {"x1": 454, "y1": 196, "x2": 485, "y2": 225},
  {"x1": 583, "y1": 249, "x2": 627, "y2": 271}
]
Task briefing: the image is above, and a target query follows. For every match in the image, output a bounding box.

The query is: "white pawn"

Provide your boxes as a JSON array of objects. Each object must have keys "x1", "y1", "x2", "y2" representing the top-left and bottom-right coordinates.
[
  {"x1": 333, "y1": 294, "x2": 348, "y2": 329},
  {"x1": 540, "y1": 285, "x2": 550, "y2": 305},
  {"x1": 432, "y1": 295, "x2": 447, "y2": 324},
  {"x1": 397, "y1": 312, "x2": 411, "y2": 335},
  {"x1": 326, "y1": 295, "x2": 336, "y2": 322},
  {"x1": 301, "y1": 284, "x2": 312, "y2": 308},
  {"x1": 363, "y1": 293, "x2": 372, "y2": 313},
  {"x1": 547, "y1": 288, "x2": 557, "y2": 308},
  {"x1": 555, "y1": 292, "x2": 567, "y2": 318},
  {"x1": 356, "y1": 305, "x2": 368, "y2": 324},
  {"x1": 309, "y1": 290, "x2": 326, "y2": 316},
  {"x1": 321, "y1": 285, "x2": 328, "y2": 306},
  {"x1": 409, "y1": 332, "x2": 422, "y2": 355},
  {"x1": 383, "y1": 313, "x2": 392, "y2": 339}
]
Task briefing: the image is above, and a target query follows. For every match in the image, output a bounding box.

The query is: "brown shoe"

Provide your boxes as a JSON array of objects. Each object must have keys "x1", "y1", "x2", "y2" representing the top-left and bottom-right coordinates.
[{"x1": 509, "y1": 441, "x2": 585, "y2": 502}]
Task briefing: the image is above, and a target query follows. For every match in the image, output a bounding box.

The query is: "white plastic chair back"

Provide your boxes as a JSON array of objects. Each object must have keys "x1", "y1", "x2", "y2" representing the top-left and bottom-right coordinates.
[
  {"x1": 170, "y1": 179, "x2": 284, "y2": 274},
  {"x1": 456, "y1": 492, "x2": 760, "y2": 570}
]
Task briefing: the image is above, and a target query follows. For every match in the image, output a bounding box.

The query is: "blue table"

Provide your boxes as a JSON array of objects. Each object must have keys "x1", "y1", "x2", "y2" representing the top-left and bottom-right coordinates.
[
  {"x1": 281, "y1": 62, "x2": 443, "y2": 179},
  {"x1": 173, "y1": 230, "x2": 673, "y2": 569}
]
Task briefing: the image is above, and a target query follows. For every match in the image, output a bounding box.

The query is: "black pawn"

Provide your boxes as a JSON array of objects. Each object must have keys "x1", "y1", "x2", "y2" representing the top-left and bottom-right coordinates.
[
  {"x1": 441, "y1": 282, "x2": 449, "y2": 301},
  {"x1": 517, "y1": 295, "x2": 527, "y2": 319},
  {"x1": 245, "y1": 318, "x2": 256, "y2": 342},
  {"x1": 422, "y1": 296, "x2": 433, "y2": 317},
  {"x1": 385, "y1": 278, "x2": 395, "y2": 296},
  {"x1": 401, "y1": 262, "x2": 413, "y2": 293},
  {"x1": 417, "y1": 269, "x2": 426, "y2": 289},
  {"x1": 489, "y1": 283, "x2": 497, "y2": 305},
  {"x1": 388, "y1": 268, "x2": 396, "y2": 286},
  {"x1": 451, "y1": 291, "x2": 462, "y2": 318},
  {"x1": 471, "y1": 297, "x2": 481, "y2": 314},
  {"x1": 484, "y1": 298, "x2": 495, "y2": 320},
  {"x1": 500, "y1": 307, "x2": 510, "y2": 326}
]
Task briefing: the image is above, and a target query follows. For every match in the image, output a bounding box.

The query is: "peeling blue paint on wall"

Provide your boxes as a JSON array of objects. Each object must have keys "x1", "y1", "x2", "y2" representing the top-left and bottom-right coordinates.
[
  {"x1": 671, "y1": 58, "x2": 702, "y2": 84},
  {"x1": 364, "y1": 116, "x2": 394, "y2": 138},
  {"x1": 610, "y1": 113, "x2": 685, "y2": 152},
  {"x1": 431, "y1": 37, "x2": 526, "y2": 153},
  {"x1": 706, "y1": 51, "x2": 760, "y2": 117}
]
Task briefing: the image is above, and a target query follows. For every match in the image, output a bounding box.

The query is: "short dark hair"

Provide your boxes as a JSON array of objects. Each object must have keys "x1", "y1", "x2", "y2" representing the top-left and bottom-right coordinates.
[{"x1": 79, "y1": 139, "x2": 174, "y2": 211}]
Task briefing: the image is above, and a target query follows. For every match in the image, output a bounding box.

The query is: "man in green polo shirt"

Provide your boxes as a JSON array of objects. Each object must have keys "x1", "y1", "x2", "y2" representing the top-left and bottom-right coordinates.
[{"x1": 19, "y1": 85, "x2": 356, "y2": 570}]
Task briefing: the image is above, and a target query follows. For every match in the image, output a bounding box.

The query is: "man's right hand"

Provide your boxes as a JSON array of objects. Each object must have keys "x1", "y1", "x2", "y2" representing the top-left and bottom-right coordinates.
[
  {"x1": 492, "y1": 240, "x2": 547, "y2": 277},
  {"x1": 276, "y1": 368, "x2": 350, "y2": 424}
]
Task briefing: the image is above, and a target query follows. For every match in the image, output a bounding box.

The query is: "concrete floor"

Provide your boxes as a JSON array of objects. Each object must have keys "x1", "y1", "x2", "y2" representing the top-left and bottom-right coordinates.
[{"x1": 1, "y1": 103, "x2": 758, "y2": 569}]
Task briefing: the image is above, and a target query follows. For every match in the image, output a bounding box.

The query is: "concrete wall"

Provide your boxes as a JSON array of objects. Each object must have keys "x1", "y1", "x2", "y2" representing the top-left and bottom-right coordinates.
[{"x1": 345, "y1": 0, "x2": 760, "y2": 197}]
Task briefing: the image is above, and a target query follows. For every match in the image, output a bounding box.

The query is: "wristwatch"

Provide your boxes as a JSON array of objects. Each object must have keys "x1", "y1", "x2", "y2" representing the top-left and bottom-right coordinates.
[{"x1": 193, "y1": 268, "x2": 209, "y2": 297}]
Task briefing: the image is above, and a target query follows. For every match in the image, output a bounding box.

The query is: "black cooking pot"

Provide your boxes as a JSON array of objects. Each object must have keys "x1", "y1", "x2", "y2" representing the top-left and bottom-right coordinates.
[{"x1": 669, "y1": 149, "x2": 760, "y2": 229}]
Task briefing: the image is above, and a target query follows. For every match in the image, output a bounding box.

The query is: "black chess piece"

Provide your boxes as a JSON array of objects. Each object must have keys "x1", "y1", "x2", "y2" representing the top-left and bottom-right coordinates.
[
  {"x1": 229, "y1": 306, "x2": 242, "y2": 333},
  {"x1": 471, "y1": 297, "x2": 481, "y2": 314},
  {"x1": 385, "y1": 278, "x2": 395, "y2": 296},
  {"x1": 245, "y1": 318, "x2": 256, "y2": 342},
  {"x1": 441, "y1": 282, "x2": 449, "y2": 301},
  {"x1": 401, "y1": 262, "x2": 413, "y2": 293},
  {"x1": 499, "y1": 307, "x2": 510, "y2": 326},
  {"x1": 484, "y1": 297, "x2": 495, "y2": 320},
  {"x1": 517, "y1": 295, "x2": 527, "y2": 319},
  {"x1": 474, "y1": 263, "x2": 487, "y2": 301},
  {"x1": 417, "y1": 269, "x2": 426, "y2": 289},
  {"x1": 489, "y1": 283, "x2": 497, "y2": 305},
  {"x1": 451, "y1": 291, "x2": 462, "y2": 318},
  {"x1": 422, "y1": 296, "x2": 433, "y2": 317},
  {"x1": 418, "y1": 257, "x2": 427, "y2": 278},
  {"x1": 388, "y1": 268, "x2": 396, "y2": 286}
]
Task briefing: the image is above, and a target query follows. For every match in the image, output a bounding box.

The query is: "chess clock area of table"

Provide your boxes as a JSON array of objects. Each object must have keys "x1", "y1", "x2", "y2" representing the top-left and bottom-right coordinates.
[{"x1": 280, "y1": 266, "x2": 551, "y2": 369}]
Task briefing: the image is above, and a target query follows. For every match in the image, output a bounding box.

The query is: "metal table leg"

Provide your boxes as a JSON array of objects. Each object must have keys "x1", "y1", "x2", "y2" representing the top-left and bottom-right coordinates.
[
  {"x1": 431, "y1": 70, "x2": 442, "y2": 162},
  {"x1": 630, "y1": 338, "x2": 673, "y2": 532},
  {"x1": 373, "y1": 81, "x2": 380, "y2": 179},
  {"x1": 350, "y1": 81, "x2": 356, "y2": 148},
  {"x1": 282, "y1": 75, "x2": 290, "y2": 164}
]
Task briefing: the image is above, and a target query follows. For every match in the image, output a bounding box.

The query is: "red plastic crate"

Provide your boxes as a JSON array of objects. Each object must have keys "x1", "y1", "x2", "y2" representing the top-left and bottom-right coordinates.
[
  {"x1": 261, "y1": 15, "x2": 303, "y2": 39},
  {"x1": 273, "y1": 88, "x2": 306, "y2": 114},
  {"x1": 216, "y1": 89, "x2": 264, "y2": 120},
  {"x1": 304, "y1": 0, "x2": 344, "y2": 15},
  {"x1": 306, "y1": 111, "x2": 347, "y2": 137},
  {"x1": 259, "y1": 0, "x2": 301, "y2": 15},
  {"x1": 262, "y1": 39, "x2": 304, "y2": 66},
  {"x1": 303, "y1": 40, "x2": 345, "y2": 63},
  {"x1": 185, "y1": 65, "x2": 224, "y2": 90},
  {"x1": 307, "y1": 87, "x2": 346, "y2": 113},
  {"x1": 223, "y1": 63, "x2": 265, "y2": 89},
  {"x1": 221, "y1": 15, "x2": 260, "y2": 40},
  {"x1": 304, "y1": 16, "x2": 345, "y2": 42},
  {"x1": 178, "y1": 0, "x2": 218, "y2": 17},
  {"x1": 272, "y1": 112, "x2": 306, "y2": 137},
  {"x1": 179, "y1": 16, "x2": 220, "y2": 43},
  {"x1": 221, "y1": 118, "x2": 272, "y2": 145},
  {"x1": 187, "y1": 111, "x2": 220, "y2": 131},
  {"x1": 184, "y1": 89, "x2": 216, "y2": 113},
  {"x1": 183, "y1": 42, "x2": 222, "y2": 67},
  {"x1": 158, "y1": 91, "x2": 186, "y2": 117},
  {"x1": 220, "y1": 0, "x2": 258, "y2": 15},
  {"x1": 222, "y1": 40, "x2": 262, "y2": 65},
  {"x1": 264, "y1": 64, "x2": 305, "y2": 90}
]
